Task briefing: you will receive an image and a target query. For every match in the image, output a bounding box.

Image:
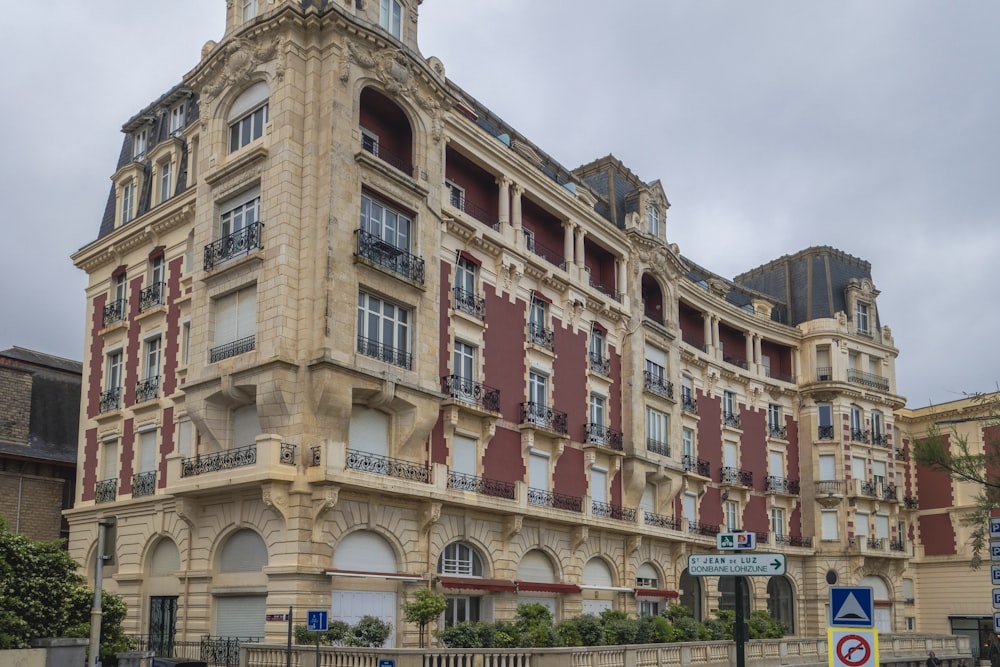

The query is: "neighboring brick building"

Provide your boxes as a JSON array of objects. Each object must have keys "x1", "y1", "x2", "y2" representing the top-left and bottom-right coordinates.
[
  {"x1": 68, "y1": 0, "x2": 921, "y2": 648},
  {"x1": 0, "y1": 346, "x2": 81, "y2": 541}
]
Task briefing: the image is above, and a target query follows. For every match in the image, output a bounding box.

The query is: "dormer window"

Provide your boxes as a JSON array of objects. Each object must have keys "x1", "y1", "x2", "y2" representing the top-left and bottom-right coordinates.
[
  {"x1": 243, "y1": 0, "x2": 258, "y2": 21},
  {"x1": 169, "y1": 103, "x2": 185, "y2": 136},
  {"x1": 380, "y1": 0, "x2": 402, "y2": 39},
  {"x1": 856, "y1": 302, "x2": 870, "y2": 334},
  {"x1": 646, "y1": 204, "x2": 659, "y2": 236},
  {"x1": 121, "y1": 179, "x2": 135, "y2": 225},
  {"x1": 133, "y1": 129, "x2": 147, "y2": 161}
]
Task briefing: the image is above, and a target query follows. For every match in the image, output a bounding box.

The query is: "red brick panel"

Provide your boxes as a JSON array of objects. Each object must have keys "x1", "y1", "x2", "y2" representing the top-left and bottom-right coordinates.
[
  {"x1": 482, "y1": 427, "x2": 524, "y2": 484},
  {"x1": 918, "y1": 513, "x2": 957, "y2": 556}
]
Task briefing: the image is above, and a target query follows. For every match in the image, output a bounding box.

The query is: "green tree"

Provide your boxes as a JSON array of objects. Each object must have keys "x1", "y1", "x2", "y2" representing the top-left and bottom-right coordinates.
[
  {"x1": 401, "y1": 588, "x2": 447, "y2": 647},
  {"x1": 0, "y1": 520, "x2": 128, "y2": 664},
  {"x1": 912, "y1": 392, "x2": 1000, "y2": 567}
]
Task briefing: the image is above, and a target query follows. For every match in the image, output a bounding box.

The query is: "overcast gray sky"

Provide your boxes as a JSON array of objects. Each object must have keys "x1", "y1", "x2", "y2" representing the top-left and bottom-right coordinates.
[{"x1": 1, "y1": 1, "x2": 997, "y2": 407}]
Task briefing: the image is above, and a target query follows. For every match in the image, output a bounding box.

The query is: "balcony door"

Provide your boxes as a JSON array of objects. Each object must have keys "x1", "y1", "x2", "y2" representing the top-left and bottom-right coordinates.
[{"x1": 148, "y1": 596, "x2": 177, "y2": 656}]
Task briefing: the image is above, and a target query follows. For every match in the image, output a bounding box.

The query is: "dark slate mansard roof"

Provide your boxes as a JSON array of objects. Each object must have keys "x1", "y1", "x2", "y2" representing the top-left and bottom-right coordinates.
[{"x1": 97, "y1": 83, "x2": 200, "y2": 239}]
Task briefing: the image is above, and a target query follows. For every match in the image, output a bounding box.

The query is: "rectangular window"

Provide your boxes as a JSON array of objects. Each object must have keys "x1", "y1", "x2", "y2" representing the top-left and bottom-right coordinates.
[
  {"x1": 522, "y1": 227, "x2": 536, "y2": 252},
  {"x1": 357, "y1": 292, "x2": 411, "y2": 369},
  {"x1": 646, "y1": 205, "x2": 659, "y2": 236},
  {"x1": 591, "y1": 467, "x2": 607, "y2": 505},
  {"x1": 818, "y1": 454, "x2": 836, "y2": 481},
  {"x1": 451, "y1": 341, "x2": 476, "y2": 403},
  {"x1": 144, "y1": 336, "x2": 161, "y2": 380},
  {"x1": 360, "y1": 192, "x2": 412, "y2": 251},
  {"x1": 871, "y1": 411, "x2": 884, "y2": 441},
  {"x1": 821, "y1": 510, "x2": 839, "y2": 540},
  {"x1": 529, "y1": 449, "x2": 549, "y2": 492},
  {"x1": 133, "y1": 129, "x2": 147, "y2": 159},
  {"x1": 818, "y1": 403, "x2": 833, "y2": 439},
  {"x1": 453, "y1": 257, "x2": 482, "y2": 319},
  {"x1": 529, "y1": 371, "x2": 547, "y2": 408},
  {"x1": 855, "y1": 511, "x2": 870, "y2": 537},
  {"x1": 683, "y1": 492, "x2": 697, "y2": 531},
  {"x1": 150, "y1": 255, "x2": 165, "y2": 288},
  {"x1": 159, "y1": 160, "x2": 172, "y2": 204},
  {"x1": 114, "y1": 272, "x2": 128, "y2": 308},
  {"x1": 724, "y1": 500, "x2": 739, "y2": 532},
  {"x1": 177, "y1": 418, "x2": 193, "y2": 458},
  {"x1": 723, "y1": 390, "x2": 738, "y2": 421},
  {"x1": 876, "y1": 513, "x2": 890, "y2": 540},
  {"x1": 527, "y1": 297, "x2": 551, "y2": 348},
  {"x1": 446, "y1": 179, "x2": 465, "y2": 210},
  {"x1": 243, "y1": 0, "x2": 258, "y2": 21},
  {"x1": 850, "y1": 405, "x2": 863, "y2": 433},
  {"x1": 646, "y1": 407, "x2": 668, "y2": 455},
  {"x1": 103, "y1": 439, "x2": 118, "y2": 481},
  {"x1": 170, "y1": 103, "x2": 185, "y2": 135},
  {"x1": 361, "y1": 126, "x2": 380, "y2": 156},
  {"x1": 229, "y1": 102, "x2": 268, "y2": 152},
  {"x1": 682, "y1": 428, "x2": 694, "y2": 459},
  {"x1": 771, "y1": 508, "x2": 785, "y2": 538},
  {"x1": 769, "y1": 451, "x2": 784, "y2": 479},
  {"x1": 639, "y1": 600, "x2": 660, "y2": 617},
  {"x1": 873, "y1": 460, "x2": 887, "y2": 487},
  {"x1": 852, "y1": 456, "x2": 866, "y2": 480},
  {"x1": 139, "y1": 430, "x2": 157, "y2": 474},
  {"x1": 181, "y1": 321, "x2": 191, "y2": 365},
  {"x1": 856, "y1": 302, "x2": 870, "y2": 333},
  {"x1": 591, "y1": 328, "x2": 606, "y2": 360},
  {"x1": 451, "y1": 435, "x2": 477, "y2": 477},
  {"x1": 121, "y1": 180, "x2": 135, "y2": 225},
  {"x1": 221, "y1": 194, "x2": 261, "y2": 238},
  {"x1": 445, "y1": 597, "x2": 480, "y2": 627},
  {"x1": 380, "y1": 0, "x2": 403, "y2": 39},
  {"x1": 723, "y1": 441, "x2": 738, "y2": 470},
  {"x1": 212, "y1": 286, "x2": 257, "y2": 361},
  {"x1": 816, "y1": 346, "x2": 831, "y2": 380},
  {"x1": 590, "y1": 394, "x2": 606, "y2": 428}
]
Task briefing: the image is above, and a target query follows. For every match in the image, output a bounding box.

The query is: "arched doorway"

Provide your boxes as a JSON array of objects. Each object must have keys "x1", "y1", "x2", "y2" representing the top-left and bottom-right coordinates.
[
  {"x1": 679, "y1": 568, "x2": 703, "y2": 621},
  {"x1": 767, "y1": 576, "x2": 794, "y2": 633}
]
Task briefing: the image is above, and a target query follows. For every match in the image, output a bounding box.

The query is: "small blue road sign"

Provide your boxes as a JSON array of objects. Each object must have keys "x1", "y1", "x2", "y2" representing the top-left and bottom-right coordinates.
[
  {"x1": 378, "y1": 660, "x2": 396, "y2": 667},
  {"x1": 993, "y1": 565, "x2": 1000, "y2": 586},
  {"x1": 830, "y1": 587, "x2": 874, "y2": 628},
  {"x1": 307, "y1": 610, "x2": 328, "y2": 632},
  {"x1": 990, "y1": 517, "x2": 1000, "y2": 539}
]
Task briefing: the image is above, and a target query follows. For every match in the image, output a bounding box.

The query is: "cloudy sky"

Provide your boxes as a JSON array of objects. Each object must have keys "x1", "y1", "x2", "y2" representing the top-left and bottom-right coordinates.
[{"x1": 1, "y1": 1, "x2": 997, "y2": 407}]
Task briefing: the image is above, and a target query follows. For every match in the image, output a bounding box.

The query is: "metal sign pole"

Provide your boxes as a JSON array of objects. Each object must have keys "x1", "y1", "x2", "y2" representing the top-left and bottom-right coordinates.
[
  {"x1": 286, "y1": 606, "x2": 292, "y2": 667},
  {"x1": 735, "y1": 576, "x2": 746, "y2": 667}
]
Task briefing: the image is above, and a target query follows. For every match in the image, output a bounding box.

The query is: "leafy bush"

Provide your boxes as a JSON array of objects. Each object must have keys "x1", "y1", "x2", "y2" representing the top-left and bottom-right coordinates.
[
  {"x1": 748, "y1": 610, "x2": 785, "y2": 639},
  {"x1": 344, "y1": 615, "x2": 391, "y2": 647},
  {"x1": 439, "y1": 621, "x2": 481, "y2": 648},
  {"x1": 514, "y1": 603, "x2": 557, "y2": 648}
]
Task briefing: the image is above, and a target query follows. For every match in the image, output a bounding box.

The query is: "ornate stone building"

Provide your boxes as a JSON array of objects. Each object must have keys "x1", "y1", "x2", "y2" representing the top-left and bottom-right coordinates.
[{"x1": 67, "y1": 0, "x2": 913, "y2": 647}]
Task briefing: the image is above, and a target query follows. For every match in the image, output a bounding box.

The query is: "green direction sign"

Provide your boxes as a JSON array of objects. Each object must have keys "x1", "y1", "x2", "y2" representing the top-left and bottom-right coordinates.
[{"x1": 688, "y1": 553, "x2": 786, "y2": 576}]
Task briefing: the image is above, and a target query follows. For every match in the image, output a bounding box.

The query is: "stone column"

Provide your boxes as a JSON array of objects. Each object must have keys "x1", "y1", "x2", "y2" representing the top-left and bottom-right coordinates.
[
  {"x1": 703, "y1": 314, "x2": 712, "y2": 352},
  {"x1": 562, "y1": 220, "x2": 575, "y2": 270},
  {"x1": 496, "y1": 176, "x2": 510, "y2": 226},
  {"x1": 616, "y1": 257, "x2": 627, "y2": 300},
  {"x1": 575, "y1": 226, "x2": 586, "y2": 269},
  {"x1": 746, "y1": 333, "x2": 754, "y2": 369}
]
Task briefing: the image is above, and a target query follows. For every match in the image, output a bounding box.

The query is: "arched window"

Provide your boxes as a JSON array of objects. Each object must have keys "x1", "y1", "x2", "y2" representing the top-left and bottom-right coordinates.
[
  {"x1": 438, "y1": 542, "x2": 483, "y2": 577},
  {"x1": 219, "y1": 529, "x2": 267, "y2": 572},
  {"x1": 228, "y1": 82, "x2": 269, "y2": 153},
  {"x1": 767, "y1": 576, "x2": 794, "y2": 633},
  {"x1": 149, "y1": 538, "x2": 180, "y2": 576},
  {"x1": 679, "y1": 569, "x2": 702, "y2": 621},
  {"x1": 334, "y1": 530, "x2": 397, "y2": 573}
]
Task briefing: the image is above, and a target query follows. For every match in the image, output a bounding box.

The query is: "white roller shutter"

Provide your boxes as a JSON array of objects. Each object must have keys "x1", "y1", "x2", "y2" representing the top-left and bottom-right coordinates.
[
  {"x1": 236, "y1": 289, "x2": 256, "y2": 339},
  {"x1": 228, "y1": 82, "x2": 269, "y2": 122},
  {"x1": 644, "y1": 345, "x2": 667, "y2": 369},
  {"x1": 214, "y1": 292, "x2": 238, "y2": 347},
  {"x1": 636, "y1": 563, "x2": 658, "y2": 583},
  {"x1": 582, "y1": 559, "x2": 613, "y2": 587},
  {"x1": 529, "y1": 451, "x2": 549, "y2": 491},
  {"x1": 220, "y1": 530, "x2": 268, "y2": 572},
  {"x1": 140, "y1": 431, "x2": 157, "y2": 473},
  {"x1": 452, "y1": 436, "x2": 477, "y2": 476},
  {"x1": 639, "y1": 485, "x2": 655, "y2": 513},
  {"x1": 331, "y1": 591, "x2": 396, "y2": 647},
  {"x1": 819, "y1": 455, "x2": 836, "y2": 480},
  {"x1": 334, "y1": 531, "x2": 397, "y2": 573},
  {"x1": 349, "y1": 407, "x2": 389, "y2": 456},
  {"x1": 517, "y1": 550, "x2": 555, "y2": 583},
  {"x1": 233, "y1": 406, "x2": 261, "y2": 449},
  {"x1": 215, "y1": 596, "x2": 266, "y2": 639},
  {"x1": 582, "y1": 599, "x2": 612, "y2": 615},
  {"x1": 591, "y1": 468, "x2": 607, "y2": 504}
]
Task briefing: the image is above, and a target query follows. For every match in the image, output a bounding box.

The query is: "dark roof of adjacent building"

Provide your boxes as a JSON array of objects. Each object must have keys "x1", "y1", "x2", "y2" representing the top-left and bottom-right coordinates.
[
  {"x1": 733, "y1": 246, "x2": 877, "y2": 327},
  {"x1": 0, "y1": 347, "x2": 81, "y2": 466}
]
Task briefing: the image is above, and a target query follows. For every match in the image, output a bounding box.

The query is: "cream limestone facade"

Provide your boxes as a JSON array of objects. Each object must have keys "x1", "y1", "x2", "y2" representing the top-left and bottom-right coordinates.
[{"x1": 68, "y1": 0, "x2": 922, "y2": 649}]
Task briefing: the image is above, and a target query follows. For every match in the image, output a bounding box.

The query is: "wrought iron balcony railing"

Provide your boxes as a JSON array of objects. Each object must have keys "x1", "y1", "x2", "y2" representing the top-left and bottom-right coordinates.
[
  {"x1": 764, "y1": 368, "x2": 793, "y2": 383},
  {"x1": 442, "y1": 375, "x2": 500, "y2": 412},
  {"x1": 527, "y1": 488, "x2": 582, "y2": 512},
  {"x1": 851, "y1": 428, "x2": 870, "y2": 444},
  {"x1": 871, "y1": 432, "x2": 889, "y2": 447},
  {"x1": 210, "y1": 335, "x2": 256, "y2": 363},
  {"x1": 866, "y1": 537, "x2": 885, "y2": 550},
  {"x1": 355, "y1": 229, "x2": 425, "y2": 284},
  {"x1": 139, "y1": 282, "x2": 165, "y2": 311},
  {"x1": 882, "y1": 484, "x2": 898, "y2": 501},
  {"x1": 585, "y1": 423, "x2": 623, "y2": 451},
  {"x1": 681, "y1": 395, "x2": 698, "y2": 414},
  {"x1": 310, "y1": 445, "x2": 322, "y2": 467},
  {"x1": 447, "y1": 193, "x2": 499, "y2": 228},
  {"x1": 816, "y1": 366, "x2": 833, "y2": 382},
  {"x1": 768, "y1": 424, "x2": 787, "y2": 439},
  {"x1": 723, "y1": 411, "x2": 742, "y2": 429},
  {"x1": 204, "y1": 222, "x2": 263, "y2": 270},
  {"x1": 346, "y1": 449, "x2": 431, "y2": 483},
  {"x1": 895, "y1": 447, "x2": 907, "y2": 461},
  {"x1": 644, "y1": 511, "x2": 683, "y2": 530},
  {"x1": 588, "y1": 278, "x2": 622, "y2": 302},
  {"x1": 95, "y1": 478, "x2": 117, "y2": 504},
  {"x1": 646, "y1": 438, "x2": 670, "y2": 457},
  {"x1": 766, "y1": 476, "x2": 800, "y2": 495},
  {"x1": 447, "y1": 471, "x2": 515, "y2": 499},
  {"x1": 818, "y1": 425, "x2": 835, "y2": 440},
  {"x1": 859, "y1": 480, "x2": 879, "y2": 498},
  {"x1": 99, "y1": 386, "x2": 122, "y2": 413},
  {"x1": 132, "y1": 470, "x2": 156, "y2": 497},
  {"x1": 592, "y1": 500, "x2": 636, "y2": 522},
  {"x1": 136, "y1": 376, "x2": 160, "y2": 403},
  {"x1": 644, "y1": 371, "x2": 673, "y2": 399},
  {"x1": 357, "y1": 335, "x2": 411, "y2": 370},
  {"x1": 723, "y1": 355, "x2": 748, "y2": 370},
  {"x1": 182, "y1": 444, "x2": 258, "y2": 477},
  {"x1": 775, "y1": 534, "x2": 813, "y2": 548},
  {"x1": 520, "y1": 402, "x2": 568, "y2": 434},
  {"x1": 890, "y1": 539, "x2": 906, "y2": 552},
  {"x1": 683, "y1": 455, "x2": 711, "y2": 477},
  {"x1": 527, "y1": 322, "x2": 555, "y2": 351},
  {"x1": 360, "y1": 135, "x2": 412, "y2": 175},
  {"x1": 721, "y1": 466, "x2": 753, "y2": 487},
  {"x1": 103, "y1": 299, "x2": 127, "y2": 327},
  {"x1": 453, "y1": 287, "x2": 485, "y2": 320},
  {"x1": 847, "y1": 368, "x2": 890, "y2": 392},
  {"x1": 903, "y1": 495, "x2": 919, "y2": 510},
  {"x1": 688, "y1": 521, "x2": 720, "y2": 536},
  {"x1": 589, "y1": 351, "x2": 611, "y2": 375}
]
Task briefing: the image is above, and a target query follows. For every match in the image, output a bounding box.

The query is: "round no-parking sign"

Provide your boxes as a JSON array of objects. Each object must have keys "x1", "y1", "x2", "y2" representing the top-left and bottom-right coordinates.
[{"x1": 828, "y1": 628, "x2": 878, "y2": 667}]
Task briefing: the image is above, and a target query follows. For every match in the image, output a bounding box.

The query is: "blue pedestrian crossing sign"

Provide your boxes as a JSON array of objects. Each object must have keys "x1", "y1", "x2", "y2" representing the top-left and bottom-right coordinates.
[
  {"x1": 830, "y1": 587, "x2": 874, "y2": 628},
  {"x1": 307, "y1": 610, "x2": 328, "y2": 632}
]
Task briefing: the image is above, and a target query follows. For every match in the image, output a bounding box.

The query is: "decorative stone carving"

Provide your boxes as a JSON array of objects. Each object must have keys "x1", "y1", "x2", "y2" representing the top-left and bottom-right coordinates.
[
  {"x1": 420, "y1": 501, "x2": 442, "y2": 532},
  {"x1": 571, "y1": 526, "x2": 589, "y2": 551},
  {"x1": 505, "y1": 514, "x2": 523, "y2": 540},
  {"x1": 203, "y1": 37, "x2": 283, "y2": 100},
  {"x1": 311, "y1": 487, "x2": 340, "y2": 542}
]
